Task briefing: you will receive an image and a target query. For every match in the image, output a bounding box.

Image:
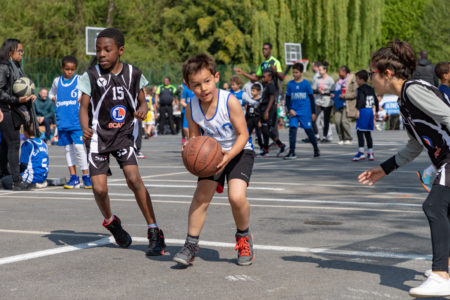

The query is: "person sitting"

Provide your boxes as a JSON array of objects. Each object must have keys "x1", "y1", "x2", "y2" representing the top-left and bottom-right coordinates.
[{"x1": 33, "y1": 88, "x2": 55, "y2": 143}]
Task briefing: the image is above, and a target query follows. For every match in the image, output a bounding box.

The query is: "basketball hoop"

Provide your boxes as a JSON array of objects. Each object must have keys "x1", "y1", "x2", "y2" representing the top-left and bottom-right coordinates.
[{"x1": 299, "y1": 59, "x2": 309, "y2": 71}]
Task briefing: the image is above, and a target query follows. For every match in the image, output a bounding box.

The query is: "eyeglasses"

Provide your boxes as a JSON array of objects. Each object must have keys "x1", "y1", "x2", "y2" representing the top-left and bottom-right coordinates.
[
  {"x1": 368, "y1": 70, "x2": 379, "y2": 80},
  {"x1": 16, "y1": 50, "x2": 24, "y2": 54}
]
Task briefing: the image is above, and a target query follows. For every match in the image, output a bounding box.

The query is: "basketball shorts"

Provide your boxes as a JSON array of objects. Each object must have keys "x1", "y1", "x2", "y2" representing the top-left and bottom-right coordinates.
[
  {"x1": 356, "y1": 108, "x2": 374, "y2": 131},
  {"x1": 85, "y1": 142, "x2": 138, "y2": 176},
  {"x1": 182, "y1": 113, "x2": 188, "y2": 129},
  {"x1": 289, "y1": 114, "x2": 312, "y2": 129},
  {"x1": 58, "y1": 129, "x2": 83, "y2": 146},
  {"x1": 198, "y1": 149, "x2": 255, "y2": 193},
  {"x1": 144, "y1": 110, "x2": 155, "y2": 125}
]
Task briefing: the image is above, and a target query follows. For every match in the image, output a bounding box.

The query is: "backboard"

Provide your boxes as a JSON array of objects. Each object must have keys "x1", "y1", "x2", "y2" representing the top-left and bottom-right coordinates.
[
  {"x1": 284, "y1": 43, "x2": 302, "y2": 66},
  {"x1": 85, "y1": 26, "x2": 105, "y2": 55}
]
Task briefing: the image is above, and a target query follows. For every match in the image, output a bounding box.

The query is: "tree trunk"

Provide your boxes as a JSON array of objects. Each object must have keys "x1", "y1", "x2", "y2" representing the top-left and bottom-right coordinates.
[{"x1": 106, "y1": 0, "x2": 115, "y2": 27}]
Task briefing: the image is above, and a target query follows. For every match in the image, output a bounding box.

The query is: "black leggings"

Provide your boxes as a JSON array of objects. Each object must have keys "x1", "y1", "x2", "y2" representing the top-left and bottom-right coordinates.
[
  {"x1": 0, "y1": 110, "x2": 21, "y2": 183},
  {"x1": 313, "y1": 105, "x2": 332, "y2": 137},
  {"x1": 357, "y1": 130, "x2": 373, "y2": 148},
  {"x1": 422, "y1": 184, "x2": 450, "y2": 271},
  {"x1": 246, "y1": 116, "x2": 263, "y2": 149}
]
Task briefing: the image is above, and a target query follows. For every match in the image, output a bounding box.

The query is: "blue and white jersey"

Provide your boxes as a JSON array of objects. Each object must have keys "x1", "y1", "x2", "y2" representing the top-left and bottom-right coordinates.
[
  {"x1": 286, "y1": 79, "x2": 314, "y2": 115},
  {"x1": 230, "y1": 90, "x2": 245, "y2": 108},
  {"x1": 190, "y1": 89, "x2": 253, "y2": 151},
  {"x1": 381, "y1": 94, "x2": 400, "y2": 115},
  {"x1": 20, "y1": 138, "x2": 49, "y2": 184},
  {"x1": 51, "y1": 75, "x2": 81, "y2": 131},
  {"x1": 181, "y1": 83, "x2": 195, "y2": 113}
]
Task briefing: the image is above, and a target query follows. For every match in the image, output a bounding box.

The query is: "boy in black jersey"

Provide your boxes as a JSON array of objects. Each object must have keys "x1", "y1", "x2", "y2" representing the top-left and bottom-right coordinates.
[{"x1": 78, "y1": 28, "x2": 165, "y2": 256}]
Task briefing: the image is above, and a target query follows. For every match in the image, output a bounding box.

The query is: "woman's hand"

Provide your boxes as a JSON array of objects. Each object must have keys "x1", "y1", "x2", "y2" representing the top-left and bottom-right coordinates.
[
  {"x1": 18, "y1": 95, "x2": 33, "y2": 103},
  {"x1": 358, "y1": 166, "x2": 386, "y2": 186}
]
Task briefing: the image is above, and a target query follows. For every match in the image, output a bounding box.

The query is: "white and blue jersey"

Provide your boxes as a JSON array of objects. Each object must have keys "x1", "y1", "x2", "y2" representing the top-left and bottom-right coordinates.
[
  {"x1": 382, "y1": 94, "x2": 400, "y2": 115},
  {"x1": 286, "y1": 79, "x2": 313, "y2": 116},
  {"x1": 51, "y1": 75, "x2": 81, "y2": 131},
  {"x1": 20, "y1": 138, "x2": 49, "y2": 184},
  {"x1": 190, "y1": 89, "x2": 253, "y2": 151},
  {"x1": 230, "y1": 90, "x2": 245, "y2": 109}
]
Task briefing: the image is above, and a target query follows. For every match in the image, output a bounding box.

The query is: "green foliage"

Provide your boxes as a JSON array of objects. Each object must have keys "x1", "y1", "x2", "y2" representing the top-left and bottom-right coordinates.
[{"x1": 0, "y1": 0, "x2": 446, "y2": 88}]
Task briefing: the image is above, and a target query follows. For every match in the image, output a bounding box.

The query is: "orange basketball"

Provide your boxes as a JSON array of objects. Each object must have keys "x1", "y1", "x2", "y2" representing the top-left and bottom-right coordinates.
[{"x1": 182, "y1": 136, "x2": 224, "y2": 177}]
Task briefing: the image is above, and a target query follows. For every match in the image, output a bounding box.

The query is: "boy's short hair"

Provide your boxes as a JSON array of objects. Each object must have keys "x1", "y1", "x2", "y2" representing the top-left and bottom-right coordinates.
[
  {"x1": 340, "y1": 65, "x2": 350, "y2": 74},
  {"x1": 312, "y1": 61, "x2": 322, "y2": 68},
  {"x1": 97, "y1": 28, "x2": 125, "y2": 48},
  {"x1": 229, "y1": 75, "x2": 242, "y2": 86},
  {"x1": 251, "y1": 84, "x2": 262, "y2": 92},
  {"x1": 263, "y1": 42, "x2": 272, "y2": 49},
  {"x1": 182, "y1": 53, "x2": 217, "y2": 84},
  {"x1": 62, "y1": 55, "x2": 77, "y2": 67},
  {"x1": 355, "y1": 70, "x2": 369, "y2": 82},
  {"x1": 435, "y1": 62, "x2": 450, "y2": 80},
  {"x1": 293, "y1": 62, "x2": 304, "y2": 73},
  {"x1": 262, "y1": 69, "x2": 273, "y2": 77}
]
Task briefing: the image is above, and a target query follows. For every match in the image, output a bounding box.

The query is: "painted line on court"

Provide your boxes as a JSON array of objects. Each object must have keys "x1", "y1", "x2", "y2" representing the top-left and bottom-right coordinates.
[
  {"x1": 0, "y1": 229, "x2": 431, "y2": 263},
  {"x1": 11, "y1": 190, "x2": 423, "y2": 208},
  {"x1": 0, "y1": 195, "x2": 422, "y2": 213},
  {"x1": 106, "y1": 183, "x2": 284, "y2": 191},
  {"x1": 0, "y1": 237, "x2": 112, "y2": 265}
]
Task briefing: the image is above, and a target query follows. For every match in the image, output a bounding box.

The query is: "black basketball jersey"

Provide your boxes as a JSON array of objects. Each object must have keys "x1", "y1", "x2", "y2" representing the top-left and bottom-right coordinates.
[
  {"x1": 400, "y1": 80, "x2": 450, "y2": 168},
  {"x1": 87, "y1": 63, "x2": 142, "y2": 153}
]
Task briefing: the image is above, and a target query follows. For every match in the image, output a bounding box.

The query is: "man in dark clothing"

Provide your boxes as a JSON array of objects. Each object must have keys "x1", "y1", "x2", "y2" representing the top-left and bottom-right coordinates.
[
  {"x1": 412, "y1": 50, "x2": 439, "y2": 87},
  {"x1": 155, "y1": 77, "x2": 177, "y2": 135},
  {"x1": 34, "y1": 88, "x2": 55, "y2": 142}
]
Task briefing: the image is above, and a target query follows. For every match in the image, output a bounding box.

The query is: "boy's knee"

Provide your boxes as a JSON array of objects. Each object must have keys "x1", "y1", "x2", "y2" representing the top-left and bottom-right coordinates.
[
  {"x1": 93, "y1": 185, "x2": 108, "y2": 199},
  {"x1": 126, "y1": 175, "x2": 143, "y2": 191},
  {"x1": 229, "y1": 194, "x2": 247, "y2": 208}
]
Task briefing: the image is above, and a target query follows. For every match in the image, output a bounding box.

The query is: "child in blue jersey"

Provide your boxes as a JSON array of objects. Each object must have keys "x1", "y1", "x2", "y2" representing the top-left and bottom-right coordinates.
[
  {"x1": 229, "y1": 75, "x2": 245, "y2": 111},
  {"x1": 49, "y1": 56, "x2": 91, "y2": 189},
  {"x1": 284, "y1": 63, "x2": 319, "y2": 159},
  {"x1": 180, "y1": 82, "x2": 195, "y2": 143},
  {"x1": 352, "y1": 70, "x2": 379, "y2": 161},
  {"x1": 174, "y1": 53, "x2": 255, "y2": 267},
  {"x1": 20, "y1": 124, "x2": 49, "y2": 187}
]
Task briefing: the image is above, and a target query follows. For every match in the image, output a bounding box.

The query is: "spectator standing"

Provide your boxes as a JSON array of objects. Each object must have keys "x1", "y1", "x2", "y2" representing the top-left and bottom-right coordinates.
[
  {"x1": 242, "y1": 72, "x2": 263, "y2": 99},
  {"x1": 435, "y1": 62, "x2": 450, "y2": 98},
  {"x1": 412, "y1": 50, "x2": 439, "y2": 87},
  {"x1": 229, "y1": 75, "x2": 245, "y2": 110},
  {"x1": 34, "y1": 88, "x2": 55, "y2": 143},
  {"x1": 0, "y1": 38, "x2": 36, "y2": 190},
  {"x1": 380, "y1": 94, "x2": 400, "y2": 130},
  {"x1": 155, "y1": 76, "x2": 177, "y2": 135},
  {"x1": 312, "y1": 63, "x2": 335, "y2": 143},
  {"x1": 333, "y1": 66, "x2": 354, "y2": 144}
]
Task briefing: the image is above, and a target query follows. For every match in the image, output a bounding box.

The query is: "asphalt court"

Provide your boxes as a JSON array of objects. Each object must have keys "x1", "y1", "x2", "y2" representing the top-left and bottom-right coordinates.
[{"x1": 0, "y1": 128, "x2": 444, "y2": 299}]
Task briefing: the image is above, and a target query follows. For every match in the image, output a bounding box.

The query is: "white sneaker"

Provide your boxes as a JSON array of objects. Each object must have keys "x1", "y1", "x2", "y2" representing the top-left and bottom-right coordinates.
[
  {"x1": 34, "y1": 181, "x2": 48, "y2": 189},
  {"x1": 409, "y1": 273, "x2": 450, "y2": 297},
  {"x1": 344, "y1": 140, "x2": 352, "y2": 145},
  {"x1": 425, "y1": 267, "x2": 450, "y2": 277},
  {"x1": 338, "y1": 140, "x2": 344, "y2": 145}
]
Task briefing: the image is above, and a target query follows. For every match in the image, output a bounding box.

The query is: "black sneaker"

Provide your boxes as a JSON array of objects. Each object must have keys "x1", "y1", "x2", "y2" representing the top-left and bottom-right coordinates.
[
  {"x1": 12, "y1": 181, "x2": 32, "y2": 191},
  {"x1": 103, "y1": 215, "x2": 132, "y2": 248},
  {"x1": 284, "y1": 151, "x2": 296, "y2": 160},
  {"x1": 173, "y1": 237, "x2": 199, "y2": 265},
  {"x1": 146, "y1": 227, "x2": 166, "y2": 256},
  {"x1": 314, "y1": 149, "x2": 320, "y2": 157},
  {"x1": 276, "y1": 144, "x2": 286, "y2": 157},
  {"x1": 258, "y1": 148, "x2": 269, "y2": 157},
  {"x1": 302, "y1": 138, "x2": 310, "y2": 143}
]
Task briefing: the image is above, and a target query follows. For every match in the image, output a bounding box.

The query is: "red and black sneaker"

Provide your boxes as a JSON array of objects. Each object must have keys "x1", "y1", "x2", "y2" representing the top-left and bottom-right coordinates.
[
  {"x1": 235, "y1": 232, "x2": 255, "y2": 266},
  {"x1": 103, "y1": 215, "x2": 132, "y2": 248},
  {"x1": 146, "y1": 228, "x2": 166, "y2": 256}
]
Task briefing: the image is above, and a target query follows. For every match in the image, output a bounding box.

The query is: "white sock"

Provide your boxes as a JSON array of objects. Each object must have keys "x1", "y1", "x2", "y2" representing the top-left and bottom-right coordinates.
[
  {"x1": 359, "y1": 147, "x2": 364, "y2": 153},
  {"x1": 368, "y1": 148, "x2": 373, "y2": 154},
  {"x1": 424, "y1": 165, "x2": 436, "y2": 176}
]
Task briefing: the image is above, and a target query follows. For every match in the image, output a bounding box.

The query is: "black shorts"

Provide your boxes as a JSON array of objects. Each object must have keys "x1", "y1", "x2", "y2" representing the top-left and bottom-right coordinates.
[
  {"x1": 86, "y1": 141, "x2": 137, "y2": 176},
  {"x1": 199, "y1": 149, "x2": 255, "y2": 193}
]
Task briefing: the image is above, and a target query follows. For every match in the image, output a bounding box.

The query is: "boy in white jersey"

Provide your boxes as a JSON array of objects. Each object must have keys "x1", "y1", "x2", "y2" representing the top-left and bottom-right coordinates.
[
  {"x1": 78, "y1": 28, "x2": 165, "y2": 256},
  {"x1": 174, "y1": 53, "x2": 255, "y2": 266}
]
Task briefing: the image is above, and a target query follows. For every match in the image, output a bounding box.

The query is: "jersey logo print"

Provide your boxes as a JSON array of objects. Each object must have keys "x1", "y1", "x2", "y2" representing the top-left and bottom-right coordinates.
[
  {"x1": 111, "y1": 105, "x2": 126, "y2": 122},
  {"x1": 97, "y1": 77, "x2": 108, "y2": 87}
]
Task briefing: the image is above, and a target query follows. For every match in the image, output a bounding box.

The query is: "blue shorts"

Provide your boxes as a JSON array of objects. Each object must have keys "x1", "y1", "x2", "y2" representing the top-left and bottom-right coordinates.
[
  {"x1": 356, "y1": 108, "x2": 374, "y2": 131},
  {"x1": 289, "y1": 114, "x2": 312, "y2": 129},
  {"x1": 58, "y1": 129, "x2": 83, "y2": 146},
  {"x1": 182, "y1": 113, "x2": 188, "y2": 129}
]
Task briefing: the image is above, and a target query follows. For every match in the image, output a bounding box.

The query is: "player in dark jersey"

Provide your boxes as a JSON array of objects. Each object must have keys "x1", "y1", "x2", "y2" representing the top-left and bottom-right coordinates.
[{"x1": 78, "y1": 28, "x2": 165, "y2": 256}]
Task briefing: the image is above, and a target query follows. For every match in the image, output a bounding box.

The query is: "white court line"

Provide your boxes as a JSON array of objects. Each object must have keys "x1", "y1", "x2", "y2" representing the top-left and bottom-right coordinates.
[
  {"x1": 0, "y1": 195, "x2": 422, "y2": 213},
  {"x1": 0, "y1": 229, "x2": 431, "y2": 264},
  {"x1": 0, "y1": 237, "x2": 112, "y2": 265},
  {"x1": 12, "y1": 190, "x2": 422, "y2": 208},
  {"x1": 106, "y1": 183, "x2": 284, "y2": 191}
]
